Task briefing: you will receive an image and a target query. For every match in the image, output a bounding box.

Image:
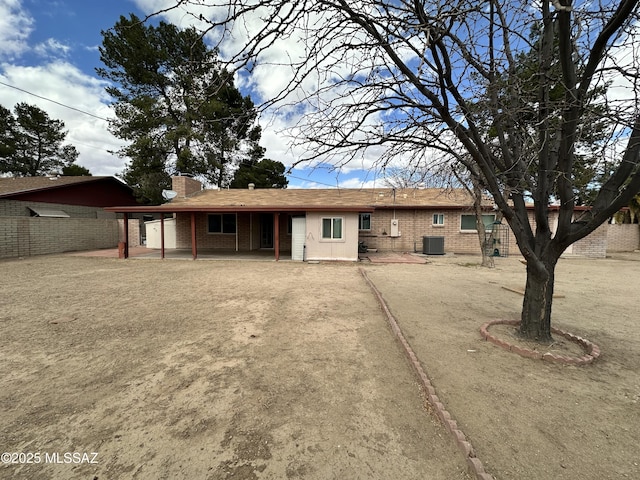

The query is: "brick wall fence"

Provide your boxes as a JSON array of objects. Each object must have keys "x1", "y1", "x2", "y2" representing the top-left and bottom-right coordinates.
[
  {"x1": 0, "y1": 217, "x2": 120, "y2": 258},
  {"x1": 0, "y1": 197, "x2": 142, "y2": 258},
  {"x1": 571, "y1": 223, "x2": 609, "y2": 257},
  {"x1": 607, "y1": 224, "x2": 640, "y2": 252}
]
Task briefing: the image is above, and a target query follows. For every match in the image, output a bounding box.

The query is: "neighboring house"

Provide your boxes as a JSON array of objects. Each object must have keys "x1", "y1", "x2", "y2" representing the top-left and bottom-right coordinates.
[
  {"x1": 0, "y1": 176, "x2": 140, "y2": 258},
  {"x1": 105, "y1": 175, "x2": 611, "y2": 261}
]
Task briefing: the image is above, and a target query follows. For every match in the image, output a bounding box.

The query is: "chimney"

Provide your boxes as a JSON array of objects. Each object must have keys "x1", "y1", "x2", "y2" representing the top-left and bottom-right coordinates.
[
  {"x1": 248, "y1": 183, "x2": 255, "y2": 190},
  {"x1": 172, "y1": 175, "x2": 203, "y2": 198}
]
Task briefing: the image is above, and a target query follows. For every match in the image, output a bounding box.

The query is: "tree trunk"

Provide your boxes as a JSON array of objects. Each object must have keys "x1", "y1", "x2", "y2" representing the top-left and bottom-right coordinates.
[
  {"x1": 476, "y1": 213, "x2": 494, "y2": 268},
  {"x1": 519, "y1": 254, "x2": 559, "y2": 343},
  {"x1": 470, "y1": 172, "x2": 495, "y2": 267}
]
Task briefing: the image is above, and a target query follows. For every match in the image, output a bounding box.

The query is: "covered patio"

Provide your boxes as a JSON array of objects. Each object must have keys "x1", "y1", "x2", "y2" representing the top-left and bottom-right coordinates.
[
  {"x1": 125, "y1": 247, "x2": 292, "y2": 260},
  {"x1": 104, "y1": 206, "x2": 295, "y2": 261}
]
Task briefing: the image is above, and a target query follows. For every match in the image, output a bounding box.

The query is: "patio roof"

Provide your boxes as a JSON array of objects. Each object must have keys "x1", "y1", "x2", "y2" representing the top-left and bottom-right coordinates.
[{"x1": 105, "y1": 187, "x2": 483, "y2": 213}]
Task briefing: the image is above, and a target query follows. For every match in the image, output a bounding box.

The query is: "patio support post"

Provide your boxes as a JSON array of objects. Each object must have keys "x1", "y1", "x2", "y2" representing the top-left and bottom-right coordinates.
[
  {"x1": 191, "y1": 212, "x2": 197, "y2": 260},
  {"x1": 123, "y1": 212, "x2": 129, "y2": 259},
  {"x1": 250, "y1": 213, "x2": 253, "y2": 251},
  {"x1": 274, "y1": 212, "x2": 280, "y2": 261},
  {"x1": 160, "y1": 215, "x2": 165, "y2": 259}
]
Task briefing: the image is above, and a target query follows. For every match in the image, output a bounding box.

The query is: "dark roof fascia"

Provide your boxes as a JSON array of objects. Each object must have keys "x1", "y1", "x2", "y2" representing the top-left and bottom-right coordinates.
[
  {"x1": 0, "y1": 176, "x2": 132, "y2": 199},
  {"x1": 373, "y1": 204, "x2": 489, "y2": 210},
  {"x1": 105, "y1": 205, "x2": 376, "y2": 213}
]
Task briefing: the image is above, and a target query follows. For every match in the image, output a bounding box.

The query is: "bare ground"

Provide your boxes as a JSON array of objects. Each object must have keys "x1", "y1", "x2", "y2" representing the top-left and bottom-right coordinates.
[{"x1": 1, "y1": 252, "x2": 639, "y2": 479}]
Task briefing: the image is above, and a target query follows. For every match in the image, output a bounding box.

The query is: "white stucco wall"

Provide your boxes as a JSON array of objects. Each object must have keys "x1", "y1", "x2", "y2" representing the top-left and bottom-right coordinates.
[
  {"x1": 304, "y1": 212, "x2": 359, "y2": 261},
  {"x1": 145, "y1": 218, "x2": 177, "y2": 249}
]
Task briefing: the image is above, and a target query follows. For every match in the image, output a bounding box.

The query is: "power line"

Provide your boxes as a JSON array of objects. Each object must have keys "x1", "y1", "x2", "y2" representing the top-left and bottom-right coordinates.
[
  {"x1": 0, "y1": 80, "x2": 111, "y2": 122},
  {"x1": 0, "y1": 80, "x2": 348, "y2": 186}
]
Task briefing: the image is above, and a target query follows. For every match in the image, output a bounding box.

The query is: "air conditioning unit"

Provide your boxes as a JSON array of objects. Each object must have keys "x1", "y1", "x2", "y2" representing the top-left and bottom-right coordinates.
[{"x1": 423, "y1": 236, "x2": 445, "y2": 255}]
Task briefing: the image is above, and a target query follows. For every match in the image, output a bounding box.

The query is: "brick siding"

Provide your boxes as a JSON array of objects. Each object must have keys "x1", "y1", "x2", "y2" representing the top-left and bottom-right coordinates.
[
  {"x1": 167, "y1": 207, "x2": 610, "y2": 259},
  {"x1": 607, "y1": 223, "x2": 640, "y2": 252},
  {"x1": 174, "y1": 212, "x2": 292, "y2": 251},
  {"x1": 359, "y1": 209, "x2": 492, "y2": 254},
  {"x1": 118, "y1": 219, "x2": 141, "y2": 247}
]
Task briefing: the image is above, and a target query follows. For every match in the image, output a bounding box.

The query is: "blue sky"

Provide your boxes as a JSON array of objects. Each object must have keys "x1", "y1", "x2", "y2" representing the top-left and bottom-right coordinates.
[{"x1": 0, "y1": 0, "x2": 383, "y2": 188}]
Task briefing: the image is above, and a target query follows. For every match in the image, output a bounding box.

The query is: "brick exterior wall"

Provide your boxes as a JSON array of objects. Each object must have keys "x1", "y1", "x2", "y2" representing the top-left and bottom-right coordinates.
[
  {"x1": 359, "y1": 208, "x2": 491, "y2": 254},
  {"x1": 118, "y1": 219, "x2": 141, "y2": 247},
  {"x1": 607, "y1": 224, "x2": 640, "y2": 252},
  {"x1": 166, "y1": 205, "x2": 611, "y2": 259},
  {"x1": 174, "y1": 212, "x2": 292, "y2": 252},
  {"x1": 0, "y1": 217, "x2": 121, "y2": 258},
  {"x1": 358, "y1": 208, "x2": 609, "y2": 258}
]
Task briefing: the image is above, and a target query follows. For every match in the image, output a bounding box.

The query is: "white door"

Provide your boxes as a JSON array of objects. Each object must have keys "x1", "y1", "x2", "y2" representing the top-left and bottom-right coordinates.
[{"x1": 291, "y1": 216, "x2": 306, "y2": 261}]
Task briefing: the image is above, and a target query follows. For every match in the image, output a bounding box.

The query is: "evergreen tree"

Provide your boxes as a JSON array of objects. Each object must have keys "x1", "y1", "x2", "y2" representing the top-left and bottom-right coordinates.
[
  {"x1": 0, "y1": 103, "x2": 79, "y2": 176},
  {"x1": 62, "y1": 163, "x2": 92, "y2": 176},
  {"x1": 98, "y1": 14, "x2": 263, "y2": 198},
  {"x1": 230, "y1": 158, "x2": 288, "y2": 189}
]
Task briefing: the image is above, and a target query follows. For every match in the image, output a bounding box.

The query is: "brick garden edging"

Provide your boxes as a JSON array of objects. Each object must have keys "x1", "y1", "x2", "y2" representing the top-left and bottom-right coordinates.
[
  {"x1": 479, "y1": 320, "x2": 601, "y2": 365},
  {"x1": 359, "y1": 268, "x2": 494, "y2": 480}
]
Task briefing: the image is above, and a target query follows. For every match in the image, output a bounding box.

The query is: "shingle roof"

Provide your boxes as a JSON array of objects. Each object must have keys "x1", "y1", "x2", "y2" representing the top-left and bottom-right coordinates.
[
  {"x1": 0, "y1": 176, "x2": 121, "y2": 197},
  {"x1": 167, "y1": 187, "x2": 481, "y2": 209}
]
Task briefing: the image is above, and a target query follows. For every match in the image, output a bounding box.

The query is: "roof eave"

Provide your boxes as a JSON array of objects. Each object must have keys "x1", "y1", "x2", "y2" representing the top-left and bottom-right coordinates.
[{"x1": 105, "y1": 205, "x2": 376, "y2": 213}]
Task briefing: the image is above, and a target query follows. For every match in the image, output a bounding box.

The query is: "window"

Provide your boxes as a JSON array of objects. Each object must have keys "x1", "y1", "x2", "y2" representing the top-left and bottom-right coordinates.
[
  {"x1": 460, "y1": 214, "x2": 495, "y2": 231},
  {"x1": 432, "y1": 213, "x2": 444, "y2": 226},
  {"x1": 359, "y1": 213, "x2": 371, "y2": 230},
  {"x1": 208, "y1": 213, "x2": 237, "y2": 234},
  {"x1": 28, "y1": 207, "x2": 69, "y2": 218},
  {"x1": 322, "y1": 217, "x2": 343, "y2": 240}
]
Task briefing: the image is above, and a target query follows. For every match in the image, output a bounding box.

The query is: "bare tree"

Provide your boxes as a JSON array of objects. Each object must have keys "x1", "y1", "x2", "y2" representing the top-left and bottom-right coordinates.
[{"x1": 152, "y1": 0, "x2": 640, "y2": 342}]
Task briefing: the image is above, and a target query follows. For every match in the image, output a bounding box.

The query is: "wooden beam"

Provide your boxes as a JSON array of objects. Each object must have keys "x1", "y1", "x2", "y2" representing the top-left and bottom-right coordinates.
[
  {"x1": 123, "y1": 213, "x2": 129, "y2": 259},
  {"x1": 191, "y1": 212, "x2": 197, "y2": 260},
  {"x1": 274, "y1": 212, "x2": 280, "y2": 261}
]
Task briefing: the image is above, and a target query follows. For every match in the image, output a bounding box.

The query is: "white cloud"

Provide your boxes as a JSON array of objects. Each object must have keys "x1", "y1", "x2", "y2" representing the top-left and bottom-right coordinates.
[
  {"x1": 0, "y1": 0, "x2": 34, "y2": 60},
  {"x1": 0, "y1": 61, "x2": 126, "y2": 176},
  {"x1": 33, "y1": 38, "x2": 71, "y2": 58}
]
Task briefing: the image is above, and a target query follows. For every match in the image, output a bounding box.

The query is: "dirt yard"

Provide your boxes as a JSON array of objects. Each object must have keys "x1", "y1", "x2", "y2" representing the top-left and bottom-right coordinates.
[{"x1": 1, "y1": 252, "x2": 639, "y2": 480}]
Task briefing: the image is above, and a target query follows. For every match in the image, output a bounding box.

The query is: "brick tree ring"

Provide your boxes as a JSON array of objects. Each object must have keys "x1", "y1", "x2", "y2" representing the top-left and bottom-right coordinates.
[{"x1": 479, "y1": 319, "x2": 601, "y2": 365}]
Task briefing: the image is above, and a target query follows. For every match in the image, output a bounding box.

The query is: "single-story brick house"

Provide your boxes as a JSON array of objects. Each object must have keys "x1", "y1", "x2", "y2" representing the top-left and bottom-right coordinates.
[
  {"x1": 105, "y1": 176, "x2": 610, "y2": 261},
  {"x1": 0, "y1": 176, "x2": 140, "y2": 258}
]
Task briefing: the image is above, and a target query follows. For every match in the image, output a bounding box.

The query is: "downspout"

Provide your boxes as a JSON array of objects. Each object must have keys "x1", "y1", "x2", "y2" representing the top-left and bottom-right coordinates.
[
  {"x1": 160, "y1": 215, "x2": 165, "y2": 259},
  {"x1": 235, "y1": 213, "x2": 239, "y2": 252}
]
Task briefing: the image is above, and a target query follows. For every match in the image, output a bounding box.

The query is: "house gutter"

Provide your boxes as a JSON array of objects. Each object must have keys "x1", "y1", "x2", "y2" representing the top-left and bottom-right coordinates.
[{"x1": 104, "y1": 205, "x2": 375, "y2": 213}]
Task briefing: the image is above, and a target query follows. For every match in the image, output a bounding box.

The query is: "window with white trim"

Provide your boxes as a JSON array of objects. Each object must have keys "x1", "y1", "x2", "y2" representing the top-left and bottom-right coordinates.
[
  {"x1": 460, "y1": 214, "x2": 495, "y2": 231},
  {"x1": 358, "y1": 213, "x2": 371, "y2": 230},
  {"x1": 432, "y1": 213, "x2": 444, "y2": 225},
  {"x1": 322, "y1": 217, "x2": 343, "y2": 240},
  {"x1": 207, "y1": 213, "x2": 237, "y2": 234}
]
